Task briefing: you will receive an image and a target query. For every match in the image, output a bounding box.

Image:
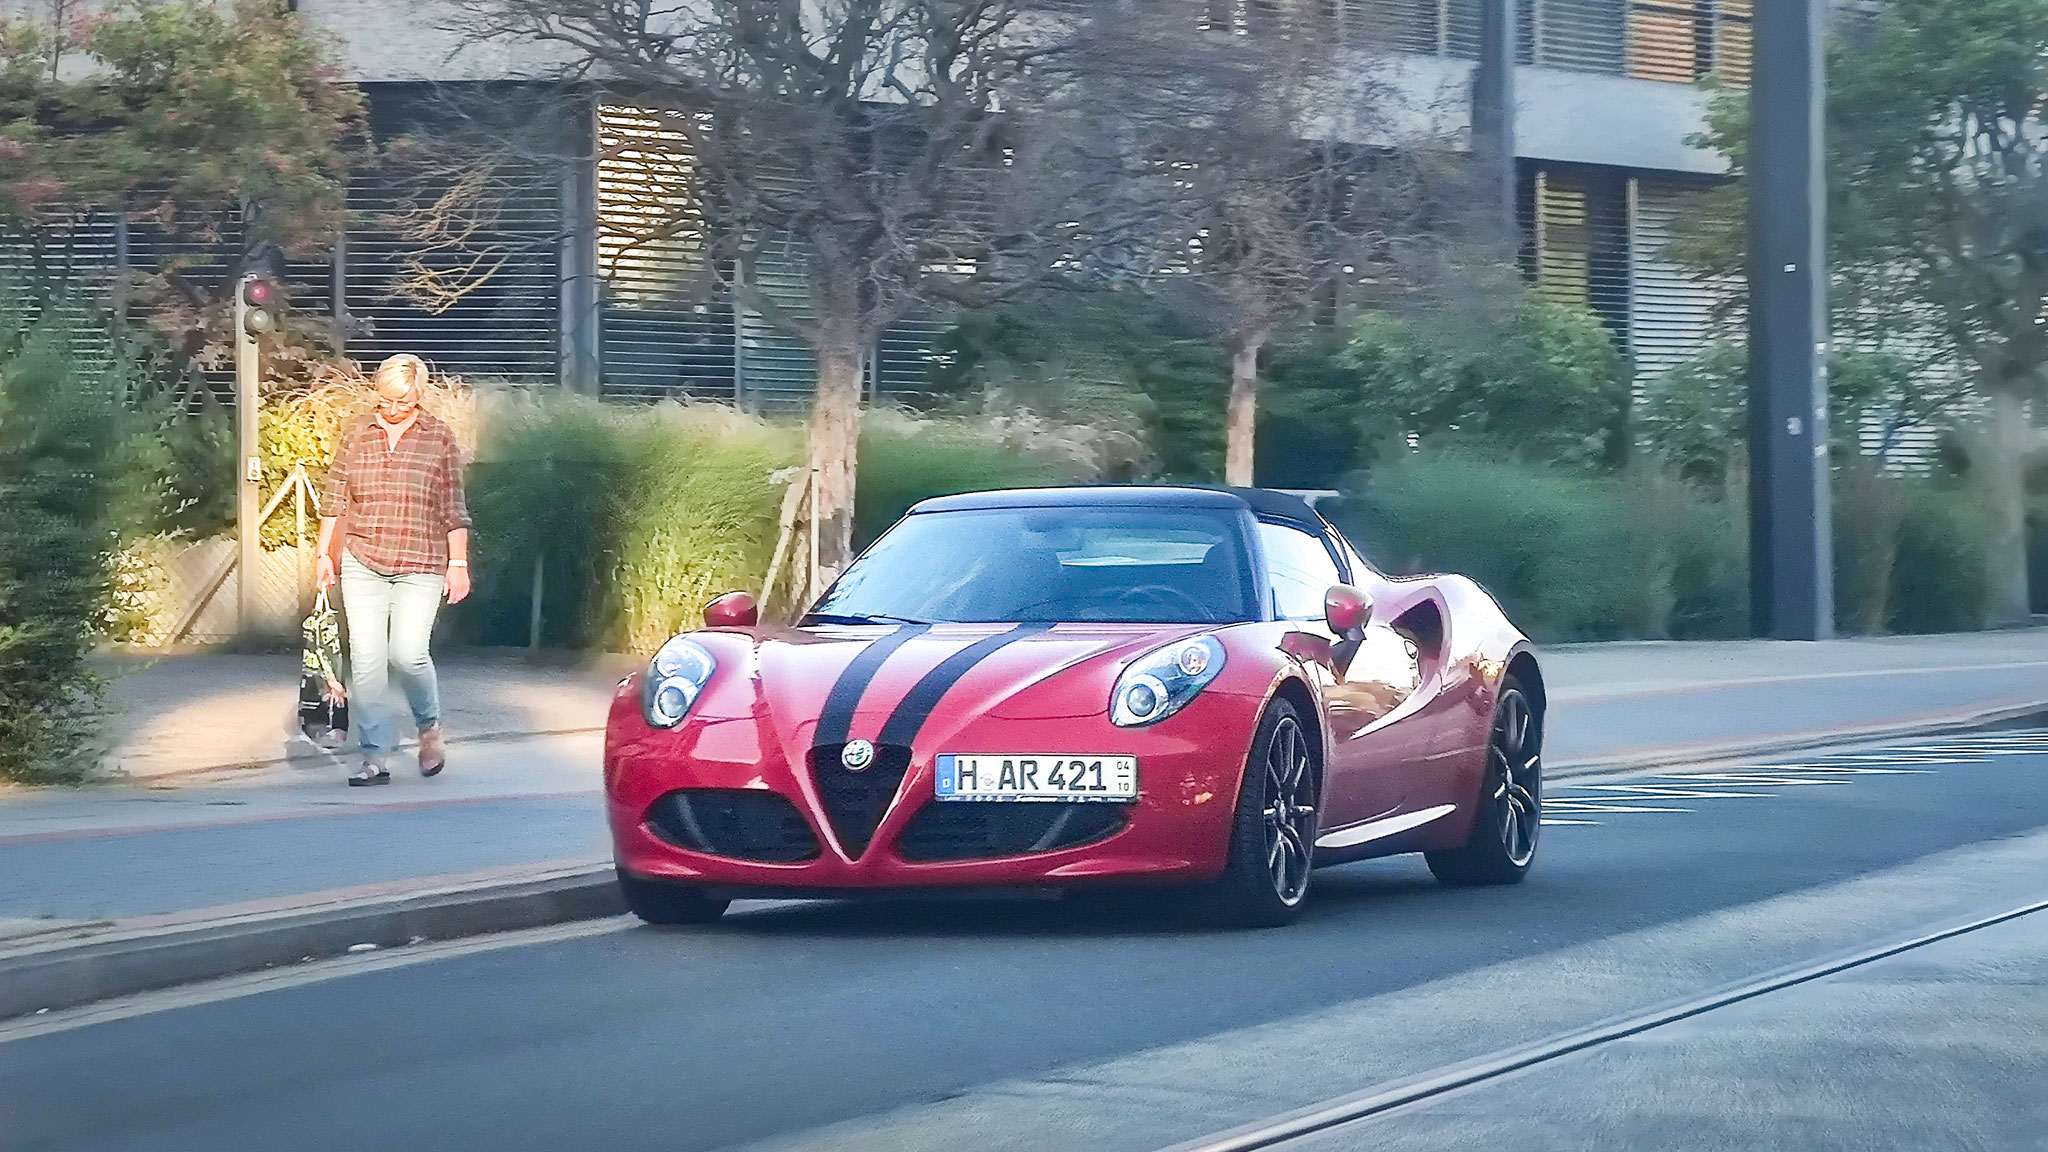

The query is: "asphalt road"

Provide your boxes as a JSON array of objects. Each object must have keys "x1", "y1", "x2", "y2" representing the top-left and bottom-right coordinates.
[{"x1": 4, "y1": 729, "x2": 2047, "y2": 1152}]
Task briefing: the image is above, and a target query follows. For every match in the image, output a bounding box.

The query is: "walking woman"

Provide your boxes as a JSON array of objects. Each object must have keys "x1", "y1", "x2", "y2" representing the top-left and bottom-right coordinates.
[{"x1": 314, "y1": 354, "x2": 473, "y2": 786}]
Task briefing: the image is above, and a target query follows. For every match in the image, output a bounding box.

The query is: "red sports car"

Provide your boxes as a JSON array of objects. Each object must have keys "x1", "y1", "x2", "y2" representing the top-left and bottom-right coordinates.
[{"x1": 606, "y1": 486, "x2": 1543, "y2": 927}]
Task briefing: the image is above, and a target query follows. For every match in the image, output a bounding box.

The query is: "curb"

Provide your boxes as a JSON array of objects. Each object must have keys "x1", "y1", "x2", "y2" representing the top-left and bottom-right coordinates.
[
  {"x1": 8, "y1": 702, "x2": 2045, "y2": 1021},
  {"x1": 1547, "y1": 699, "x2": 2048, "y2": 779},
  {"x1": 0, "y1": 864, "x2": 622, "y2": 1022}
]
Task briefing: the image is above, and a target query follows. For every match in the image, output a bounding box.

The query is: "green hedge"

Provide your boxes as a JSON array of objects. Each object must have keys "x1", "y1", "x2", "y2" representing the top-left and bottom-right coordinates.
[
  {"x1": 457, "y1": 398, "x2": 1102, "y2": 652},
  {"x1": 1339, "y1": 448, "x2": 1998, "y2": 642},
  {"x1": 1337, "y1": 449, "x2": 1745, "y2": 642},
  {"x1": 0, "y1": 327, "x2": 123, "y2": 783}
]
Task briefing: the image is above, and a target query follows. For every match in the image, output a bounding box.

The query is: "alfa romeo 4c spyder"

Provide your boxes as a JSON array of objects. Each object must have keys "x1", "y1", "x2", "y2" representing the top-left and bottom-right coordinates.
[{"x1": 606, "y1": 486, "x2": 1543, "y2": 927}]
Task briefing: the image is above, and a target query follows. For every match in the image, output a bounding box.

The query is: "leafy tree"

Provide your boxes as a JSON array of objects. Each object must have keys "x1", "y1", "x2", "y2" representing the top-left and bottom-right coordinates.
[
  {"x1": 0, "y1": 0, "x2": 366, "y2": 375},
  {"x1": 444, "y1": 0, "x2": 1131, "y2": 581},
  {"x1": 1674, "y1": 1, "x2": 2048, "y2": 623},
  {"x1": 1082, "y1": 10, "x2": 1455, "y2": 487},
  {"x1": 1340, "y1": 296, "x2": 1627, "y2": 471}
]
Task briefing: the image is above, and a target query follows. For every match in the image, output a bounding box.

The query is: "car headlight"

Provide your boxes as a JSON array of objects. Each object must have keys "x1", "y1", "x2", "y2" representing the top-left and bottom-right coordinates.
[
  {"x1": 642, "y1": 637, "x2": 715, "y2": 729},
  {"x1": 1110, "y1": 635, "x2": 1226, "y2": 727}
]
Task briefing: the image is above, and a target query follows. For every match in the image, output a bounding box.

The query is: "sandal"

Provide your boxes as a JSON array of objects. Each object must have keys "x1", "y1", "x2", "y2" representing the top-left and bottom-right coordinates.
[
  {"x1": 347, "y1": 766, "x2": 391, "y2": 787},
  {"x1": 418, "y1": 725, "x2": 447, "y2": 778}
]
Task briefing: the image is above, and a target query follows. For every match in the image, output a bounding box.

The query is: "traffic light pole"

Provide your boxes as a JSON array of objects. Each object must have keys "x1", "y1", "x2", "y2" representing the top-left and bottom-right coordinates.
[
  {"x1": 234, "y1": 273, "x2": 262, "y2": 646},
  {"x1": 1746, "y1": 0, "x2": 1833, "y2": 639}
]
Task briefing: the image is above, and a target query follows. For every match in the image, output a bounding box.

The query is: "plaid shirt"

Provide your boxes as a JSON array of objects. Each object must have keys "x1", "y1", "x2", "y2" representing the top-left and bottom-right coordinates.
[{"x1": 323, "y1": 412, "x2": 471, "y2": 576}]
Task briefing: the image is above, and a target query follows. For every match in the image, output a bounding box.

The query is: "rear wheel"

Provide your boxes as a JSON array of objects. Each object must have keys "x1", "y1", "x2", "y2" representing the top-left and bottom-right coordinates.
[
  {"x1": 1426, "y1": 678, "x2": 1541, "y2": 887},
  {"x1": 1197, "y1": 699, "x2": 1320, "y2": 928},
  {"x1": 617, "y1": 868, "x2": 731, "y2": 925}
]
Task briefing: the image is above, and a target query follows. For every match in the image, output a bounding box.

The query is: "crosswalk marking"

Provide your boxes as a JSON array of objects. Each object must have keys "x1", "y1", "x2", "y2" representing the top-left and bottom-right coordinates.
[{"x1": 1540, "y1": 728, "x2": 2042, "y2": 827}]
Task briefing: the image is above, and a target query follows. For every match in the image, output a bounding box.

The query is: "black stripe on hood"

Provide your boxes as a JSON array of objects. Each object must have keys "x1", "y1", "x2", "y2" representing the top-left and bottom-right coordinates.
[
  {"x1": 876, "y1": 623, "x2": 1055, "y2": 748},
  {"x1": 814, "y1": 623, "x2": 930, "y2": 748}
]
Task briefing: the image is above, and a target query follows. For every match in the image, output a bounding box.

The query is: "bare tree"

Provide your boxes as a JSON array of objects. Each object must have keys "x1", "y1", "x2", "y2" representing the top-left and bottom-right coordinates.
[
  {"x1": 439, "y1": 0, "x2": 1120, "y2": 577},
  {"x1": 1082, "y1": 3, "x2": 1459, "y2": 486}
]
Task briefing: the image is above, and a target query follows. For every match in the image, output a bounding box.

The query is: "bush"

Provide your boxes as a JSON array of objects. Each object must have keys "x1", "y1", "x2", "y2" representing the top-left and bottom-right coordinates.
[
  {"x1": 1338, "y1": 448, "x2": 1746, "y2": 642},
  {"x1": 460, "y1": 399, "x2": 1108, "y2": 652},
  {"x1": 460, "y1": 398, "x2": 797, "y2": 653},
  {"x1": 1341, "y1": 297, "x2": 1628, "y2": 472},
  {"x1": 855, "y1": 409, "x2": 1106, "y2": 547},
  {"x1": 1888, "y1": 481, "x2": 1995, "y2": 634},
  {"x1": 0, "y1": 327, "x2": 122, "y2": 783}
]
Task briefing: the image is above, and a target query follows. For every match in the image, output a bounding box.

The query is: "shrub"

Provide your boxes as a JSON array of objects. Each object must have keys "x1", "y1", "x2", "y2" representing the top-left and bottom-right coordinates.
[
  {"x1": 460, "y1": 397, "x2": 796, "y2": 653},
  {"x1": 459, "y1": 399, "x2": 1107, "y2": 652},
  {"x1": 0, "y1": 327, "x2": 122, "y2": 783},
  {"x1": 1341, "y1": 297, "x2": 1627, "y2": 472},
  {"x1": 1888, "y1": 481, "x2": 1995, "y2": 634},
  {"x1": 1337, "y1": 448, "x2": 1745, "y2": 642},
  {"x1": 854, "y1": 409, "x2": 1104, "y2": 547}
]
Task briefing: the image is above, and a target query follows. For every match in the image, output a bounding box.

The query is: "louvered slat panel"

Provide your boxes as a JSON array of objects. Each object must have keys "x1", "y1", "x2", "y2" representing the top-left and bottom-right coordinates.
[
  {"x1": 0, "y1": 214, "x2": 121, "y2": 373},
  {"x1": 1532, "y1": 164, "x2": 1630, "y2": 336},
  {"x1": 343, "y1": 163, "x2": 562, "y2": 383},
  {"x1": 1715, "y1": 0, "x2": 1753, "y2": 86},
  {"x1": 1325, "y1": 0, "x2": 1444, "y2": 53},
  {"x1": 1536, "y1": 0, "x2": 1625, "y2": 73},
  {"x1": 596, "y1": 103, "x2": 736, "y2": 401},
  {"x1": 737, "y1": 228, "x2": 817, "y2": 411},
  {"x1": 1628, "y1": 178, "x2": 1721, "y2": 403},
  {"x1": 1445, "y1": 0, "x2": 1483, "y2": 59},
  {"x1": 1628, "y1": 0, "x2": 1700, "y2": 82},
  {"x1": 872, "y1": 312, "x2": 953, "y2": 400}
]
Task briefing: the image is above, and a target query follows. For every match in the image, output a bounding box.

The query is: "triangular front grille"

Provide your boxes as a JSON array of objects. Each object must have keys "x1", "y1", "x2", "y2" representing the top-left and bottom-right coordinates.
[{"x1": 809, "y1": 743, "x2": 911, "y2": 859}]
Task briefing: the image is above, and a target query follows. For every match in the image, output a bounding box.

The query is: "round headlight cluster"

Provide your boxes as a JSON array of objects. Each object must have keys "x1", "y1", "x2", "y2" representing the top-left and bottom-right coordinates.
[
  {"x1": 642, "y1": 637, "x2": 716, "y2": 729},
  {"x1": 1110, "y1": 636, "x2": 1226, "y2": 728}
]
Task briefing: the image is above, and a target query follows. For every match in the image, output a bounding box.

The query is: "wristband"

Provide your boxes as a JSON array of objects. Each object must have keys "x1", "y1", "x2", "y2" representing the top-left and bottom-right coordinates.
[{"x1": 448, "y1": 560, "x2": 468, "y2": 568}]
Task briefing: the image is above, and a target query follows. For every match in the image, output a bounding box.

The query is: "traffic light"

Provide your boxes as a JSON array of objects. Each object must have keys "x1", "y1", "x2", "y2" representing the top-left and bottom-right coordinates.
[{"x1": 240, "y1": 275, "x2": 278, "y2": 339}]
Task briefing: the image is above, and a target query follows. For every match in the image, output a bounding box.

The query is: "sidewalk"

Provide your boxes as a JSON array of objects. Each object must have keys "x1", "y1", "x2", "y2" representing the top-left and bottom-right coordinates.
[{"x1": 2, "y1": 632, "x2": 2044, "y2": 931}]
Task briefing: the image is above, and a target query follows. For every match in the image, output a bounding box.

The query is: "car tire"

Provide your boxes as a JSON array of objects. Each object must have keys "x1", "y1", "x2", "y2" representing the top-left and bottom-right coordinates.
[
  {"x1": 1426, "y1": 677, "x2": 1542, "y2": 887},
  {"x1": 617, "y1": 868, "x2": 731, "y2": 925},
  {"x1": 1196, "y1": 698, "x2": 1320, "y2": 928}
]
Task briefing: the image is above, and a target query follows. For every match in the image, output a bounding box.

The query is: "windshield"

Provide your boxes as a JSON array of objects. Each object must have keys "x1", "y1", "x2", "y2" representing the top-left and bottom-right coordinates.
[{"x1": 808, "y1": 506, "x2": 1256, "y2": 625}]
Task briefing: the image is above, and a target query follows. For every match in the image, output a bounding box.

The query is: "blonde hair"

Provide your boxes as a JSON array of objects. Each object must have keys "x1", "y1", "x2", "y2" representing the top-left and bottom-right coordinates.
[{"x1": 370, "y1": 354, "x2": 430, "y2": 397}]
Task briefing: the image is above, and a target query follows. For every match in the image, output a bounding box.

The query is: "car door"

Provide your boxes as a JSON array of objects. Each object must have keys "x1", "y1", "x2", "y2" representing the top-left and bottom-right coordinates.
[{"x1": 1256, "y1": 520, "x2": 1421, "y2": 829}]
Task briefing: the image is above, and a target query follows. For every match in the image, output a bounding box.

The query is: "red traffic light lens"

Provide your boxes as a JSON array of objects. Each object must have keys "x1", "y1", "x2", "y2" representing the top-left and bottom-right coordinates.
[{"x1": 243, "y1": 278, "x2": 275, "y2": 307}]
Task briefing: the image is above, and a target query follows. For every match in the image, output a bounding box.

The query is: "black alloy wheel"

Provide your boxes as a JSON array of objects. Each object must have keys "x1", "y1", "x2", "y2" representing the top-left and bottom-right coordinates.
[
  {"x1": 1200, "y1": 698, "x2": 1320, "y2": 927},
  {"x1": 1426, "y1": 677, "x2": 1541, "y2": 886}
]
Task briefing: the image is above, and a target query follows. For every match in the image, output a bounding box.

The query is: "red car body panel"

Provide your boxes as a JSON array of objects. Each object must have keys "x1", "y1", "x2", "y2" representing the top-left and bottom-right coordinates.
[{"x1": 605, "y1": 487, "x2": 1540, "y2": 896}]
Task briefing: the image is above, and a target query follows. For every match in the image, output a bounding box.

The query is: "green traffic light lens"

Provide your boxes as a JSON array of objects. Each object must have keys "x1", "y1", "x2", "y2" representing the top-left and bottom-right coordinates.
[{"x1": 245, "y1": 308, "x2": 274, "y2": 334}]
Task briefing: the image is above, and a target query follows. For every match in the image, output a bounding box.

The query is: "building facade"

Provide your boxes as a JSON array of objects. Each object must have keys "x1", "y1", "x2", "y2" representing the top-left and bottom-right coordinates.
[{"x1": 5, "y1": 0, "x2": 1742, "y2": 407}]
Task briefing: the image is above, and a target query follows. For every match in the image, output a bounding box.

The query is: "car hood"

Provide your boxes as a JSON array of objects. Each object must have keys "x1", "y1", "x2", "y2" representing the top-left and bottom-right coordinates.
[{"x1": 719, "y1": 622, "x2": 1216, "y2": 750}]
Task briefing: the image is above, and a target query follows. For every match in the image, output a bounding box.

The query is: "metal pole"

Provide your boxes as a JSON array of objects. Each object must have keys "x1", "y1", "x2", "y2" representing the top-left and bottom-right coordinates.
[
  {"x1": 1746, "y1": 0, "x2": 1833, "y2": 639},
  {"x1": 234, "y1": 272, "x2": 262, "y2": 646},
  {"x1": 294, "y1": 467, "x2": 309, "y2": 619},
  {"x1": 529, "y1": 552, "x2": 546, "y2": 651},
  {"x1": 1473, "y1": 0, "x2": 1518, "y2": 240}
]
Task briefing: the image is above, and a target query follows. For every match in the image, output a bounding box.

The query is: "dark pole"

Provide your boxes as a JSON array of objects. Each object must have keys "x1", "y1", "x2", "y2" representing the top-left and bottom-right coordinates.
[
  {"x1": 1746, "y1": 0, "x2": 1833, "y2": 639},
  {"x1": 1472, "y1": 0, "x2": 1517, "y2": 239}
]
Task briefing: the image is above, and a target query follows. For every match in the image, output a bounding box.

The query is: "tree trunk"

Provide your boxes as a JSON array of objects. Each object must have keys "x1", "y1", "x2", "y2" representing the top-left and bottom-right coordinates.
[
  {"x1": 1982, "y1": 390, "x2": 2033, "y2": 626},
  {"x1": 807, "y1": 335, "x2": 866, "y2": 587},
  {"x1": 1224, "y1": 331, "x2": 1266, "y2": 487}
]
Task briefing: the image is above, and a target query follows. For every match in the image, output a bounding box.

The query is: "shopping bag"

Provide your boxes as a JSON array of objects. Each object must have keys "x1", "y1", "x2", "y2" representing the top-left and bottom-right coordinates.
[{"x1": 298, "y1": 590, "x2": 350, "y2": 747}]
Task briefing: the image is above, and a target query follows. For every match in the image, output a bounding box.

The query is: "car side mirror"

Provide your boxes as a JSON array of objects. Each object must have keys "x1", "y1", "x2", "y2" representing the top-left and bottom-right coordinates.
[
  {"x1": 703, "y1": 591, "x2": 759, "y2": 629},
  {"x1": 1325, "y1": 584, "x2": 1372, "y2": 639}
]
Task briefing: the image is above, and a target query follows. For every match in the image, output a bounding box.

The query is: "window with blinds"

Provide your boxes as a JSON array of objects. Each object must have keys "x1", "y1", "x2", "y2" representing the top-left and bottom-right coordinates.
[
  {"x1": 596, "y1": 104, "x2": 736, "y2": 402},
  {"x1": 1627, "y1": 0, "x2": 1750, "y2": 84},
  {"x1": 1521, "y1": 162, "x2": 1631, "y2": 338}
]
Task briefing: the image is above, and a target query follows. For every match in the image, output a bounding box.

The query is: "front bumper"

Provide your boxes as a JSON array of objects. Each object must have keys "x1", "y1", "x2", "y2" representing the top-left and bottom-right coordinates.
[{"x1": 605, "y1": 697, "x2": 1258, "y2": 892}]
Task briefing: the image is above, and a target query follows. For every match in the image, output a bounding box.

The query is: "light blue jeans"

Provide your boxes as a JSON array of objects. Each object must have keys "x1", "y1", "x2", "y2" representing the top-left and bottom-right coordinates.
[{"x1": 339, "y1": 552, "x2": 445, "y2": 759}]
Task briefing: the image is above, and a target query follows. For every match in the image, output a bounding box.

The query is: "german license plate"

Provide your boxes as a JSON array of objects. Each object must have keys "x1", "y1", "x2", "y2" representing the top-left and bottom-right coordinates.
[{"x1": 934, "y1": 755, "x2": 1138, "y2": 802}]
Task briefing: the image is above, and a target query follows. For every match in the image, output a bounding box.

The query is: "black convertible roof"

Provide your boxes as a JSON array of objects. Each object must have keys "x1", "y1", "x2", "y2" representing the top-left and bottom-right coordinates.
[{"x1": 908, "y1": 485, "x2": 1323, "y2": 527}]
